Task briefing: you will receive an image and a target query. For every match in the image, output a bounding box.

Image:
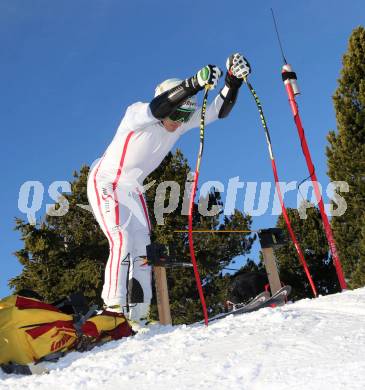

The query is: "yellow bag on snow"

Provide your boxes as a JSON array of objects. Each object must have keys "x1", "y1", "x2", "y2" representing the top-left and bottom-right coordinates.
[{"x1": 0, "y1": 294, "x2": 133, "y2": 365}]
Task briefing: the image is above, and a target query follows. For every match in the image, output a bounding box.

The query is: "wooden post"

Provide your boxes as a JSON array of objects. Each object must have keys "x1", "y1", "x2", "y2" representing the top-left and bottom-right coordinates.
[
  {"x1": 261, "y1": 247, "x2": 282, "y2": 295},
  {"x1": 153, "y1": 266, "x2": 172, "y2": 325},
  {"x1": 258, "y1": 228, "x2": 286, "y2": 296}
]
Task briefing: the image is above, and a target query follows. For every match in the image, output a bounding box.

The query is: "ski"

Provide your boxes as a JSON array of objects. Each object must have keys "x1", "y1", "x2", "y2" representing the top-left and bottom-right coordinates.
[
  {"x1": 205, "y1": 285, "x2": 291, "y2": 323},
  {"x1": 230, "y1": 290, "x2": 271, "y2": 311}
]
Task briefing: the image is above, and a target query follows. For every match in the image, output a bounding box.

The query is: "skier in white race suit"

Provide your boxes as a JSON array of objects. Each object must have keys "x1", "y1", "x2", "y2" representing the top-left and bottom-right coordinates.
[{"x1": 87, "y1": 53, "x2": 251, "y2": 321}]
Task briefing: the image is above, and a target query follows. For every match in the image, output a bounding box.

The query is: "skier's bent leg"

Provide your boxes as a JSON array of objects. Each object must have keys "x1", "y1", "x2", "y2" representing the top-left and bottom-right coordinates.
[{"x1": 87, "y1": 177, "x2": 133, "y2": 312}]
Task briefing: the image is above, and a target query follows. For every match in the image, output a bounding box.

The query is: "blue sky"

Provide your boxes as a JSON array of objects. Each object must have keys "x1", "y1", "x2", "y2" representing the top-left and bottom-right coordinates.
[{"x1": 1, "y1": 0, "x2": 364, "y2": 298}]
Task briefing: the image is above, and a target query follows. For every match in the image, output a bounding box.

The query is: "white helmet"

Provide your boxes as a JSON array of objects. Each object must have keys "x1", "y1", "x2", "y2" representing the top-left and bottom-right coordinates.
[{"x1": 155, "y1": 78, "x2": 197, "y2": 123}]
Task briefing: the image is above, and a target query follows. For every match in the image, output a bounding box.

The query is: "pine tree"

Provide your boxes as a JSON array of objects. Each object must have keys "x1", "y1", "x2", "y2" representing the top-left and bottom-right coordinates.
[
  {"x1": 274, "y1": 206, "x2": 340, "y2": 300},
  {"x1": 10, "y1": 150, "x2": 254, "y2": 324},
  {"x1": 326, "y1": 26, "x2": 365, "y2": 286},
  {"x1": 10, "y1": 166, "x2": 108, "y2": 305}
]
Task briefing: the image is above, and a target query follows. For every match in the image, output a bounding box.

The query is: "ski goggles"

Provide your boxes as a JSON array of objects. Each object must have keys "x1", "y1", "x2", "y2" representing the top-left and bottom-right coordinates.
[{"x1": 168, "y1": 107, "x2": 195, "y2": 123}]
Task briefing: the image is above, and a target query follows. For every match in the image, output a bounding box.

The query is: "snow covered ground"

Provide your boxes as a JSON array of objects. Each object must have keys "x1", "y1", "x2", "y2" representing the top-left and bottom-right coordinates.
[{"x1": 1, "y1": 288, "x2": 365, "y2": 390}]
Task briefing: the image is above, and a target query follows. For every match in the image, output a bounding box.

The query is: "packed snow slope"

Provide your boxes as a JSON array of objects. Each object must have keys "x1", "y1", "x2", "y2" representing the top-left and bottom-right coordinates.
[{"x1": 1, "y1": 288, "x2": 365, "y2": 390}]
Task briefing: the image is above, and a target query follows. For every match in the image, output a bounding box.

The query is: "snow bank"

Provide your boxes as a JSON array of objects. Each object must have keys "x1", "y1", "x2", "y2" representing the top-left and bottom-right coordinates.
[{"x1": 1, "y1": 288, "x2": 365, "y2": 390}]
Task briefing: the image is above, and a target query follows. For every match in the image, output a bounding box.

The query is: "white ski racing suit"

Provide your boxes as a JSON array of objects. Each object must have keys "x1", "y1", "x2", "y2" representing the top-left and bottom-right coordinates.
[{"x1": 87, "y1": 95, "x2": 224, "y2": 319}]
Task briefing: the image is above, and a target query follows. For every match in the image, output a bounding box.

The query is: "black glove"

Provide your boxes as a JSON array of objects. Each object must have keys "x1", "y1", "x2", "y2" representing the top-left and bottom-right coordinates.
[{"x1": 226, "y1": 53, "x2": 251, "y2": 85}]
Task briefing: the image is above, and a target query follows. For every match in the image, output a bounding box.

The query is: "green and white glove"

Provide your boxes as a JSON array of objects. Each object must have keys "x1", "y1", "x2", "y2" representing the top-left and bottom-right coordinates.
[{"x1": 196, "y1": 65, "x2": 222, "y2": 89}]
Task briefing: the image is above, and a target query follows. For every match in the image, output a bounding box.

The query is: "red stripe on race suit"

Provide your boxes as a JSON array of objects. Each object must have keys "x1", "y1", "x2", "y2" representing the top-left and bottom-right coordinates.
[{"x1": 112, "y1": 131, "x2": 134, "y2": 296}]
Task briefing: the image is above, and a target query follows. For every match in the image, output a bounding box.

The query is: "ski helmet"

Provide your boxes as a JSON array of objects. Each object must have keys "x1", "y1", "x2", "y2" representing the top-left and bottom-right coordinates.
[{"x1": 154, "y1": 78, "x2": 197, "y2": 123}]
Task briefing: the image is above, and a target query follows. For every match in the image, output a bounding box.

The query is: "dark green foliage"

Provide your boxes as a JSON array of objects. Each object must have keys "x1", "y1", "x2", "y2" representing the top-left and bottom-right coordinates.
[
  {"x1": 326, "y1": 26, "x2": 365, "y2": 286},
  {"x1": 10, "y1": 167, "x2": 108, "y2": 305},
  {"x1": 11, "y1": 151, "x2": 254, "y2": 324},
  {"x1": 274, "y1": 206, "x2": 340, "y2": 300},
  {"x1": 228, "y1": 258, "x2": 265, "y2": 275},
  {"x1": 348, "y1": 215, "x2": 365, "y2": 287}
]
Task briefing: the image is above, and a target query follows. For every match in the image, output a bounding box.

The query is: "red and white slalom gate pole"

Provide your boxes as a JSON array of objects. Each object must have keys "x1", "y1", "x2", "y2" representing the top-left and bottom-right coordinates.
[{"x1": 281, "y1": 65, "x2": 347, "y2": 290}]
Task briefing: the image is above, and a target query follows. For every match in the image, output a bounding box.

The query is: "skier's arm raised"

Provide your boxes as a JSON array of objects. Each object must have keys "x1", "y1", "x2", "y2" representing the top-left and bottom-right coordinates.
[
  {"x1": 120, "y1": 55, "x2": 249, "y2": 131},
  {"x1": 149, "y1": 65, "x2": 221, "y2": 120},
  {"x1": 120, "y1": 65, "x2": 221, "y2": 131},
  {"x1": 218, "y1": 53, "x2": 251, "y2": 118},
  {"x1": 182, "y1": 53, "x2": 251, "y2": 131}
]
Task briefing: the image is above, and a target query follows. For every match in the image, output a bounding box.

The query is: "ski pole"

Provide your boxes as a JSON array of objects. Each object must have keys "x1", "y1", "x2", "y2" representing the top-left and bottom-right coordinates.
[
  {"x1": 244, "y1": 78, "x2": 318, "y2": 298},
  {"x1": 188, "y1": 84, "x2": 211, "y2": 326}
]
